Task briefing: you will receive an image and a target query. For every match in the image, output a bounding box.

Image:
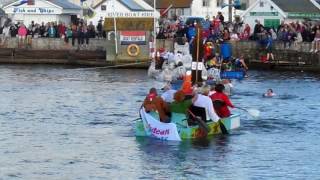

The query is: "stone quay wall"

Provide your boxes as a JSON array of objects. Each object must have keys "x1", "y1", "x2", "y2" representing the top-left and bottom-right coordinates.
[
  {"x1": 0, "y1": 37, "x2": 319, "y2": 71},
  {"x1": 156, "y1": 39, "x2": 320, "y2": 71}
]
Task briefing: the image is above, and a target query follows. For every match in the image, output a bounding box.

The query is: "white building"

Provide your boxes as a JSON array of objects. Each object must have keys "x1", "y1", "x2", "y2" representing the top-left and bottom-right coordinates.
[
  {"x1": 3, "y1": 0, "x2": 81, "y2": 26},
  {"x1": 242, "y1": 0, "x2": 320, "y2": 30},
  {"x1": 87, "y1": 0, "x2": 159, "y2": 26},
  {"x1": 145, "y1": 0, "x2": 246, "y2": 21}
]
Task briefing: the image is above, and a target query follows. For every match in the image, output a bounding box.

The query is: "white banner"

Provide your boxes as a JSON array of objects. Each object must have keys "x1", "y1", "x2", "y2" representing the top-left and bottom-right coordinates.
[
  {"x1": 191, "y1": 62, "x2": 204, "y2": 70},
  {"x1": 140, "y1": 108, "x2": 181, "y2": 141}
]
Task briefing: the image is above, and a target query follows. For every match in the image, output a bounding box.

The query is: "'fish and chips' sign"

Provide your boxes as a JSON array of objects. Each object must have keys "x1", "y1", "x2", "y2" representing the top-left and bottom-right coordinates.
[{"x1": 120, "y1": 31, "x2": 146, "y2": 45}]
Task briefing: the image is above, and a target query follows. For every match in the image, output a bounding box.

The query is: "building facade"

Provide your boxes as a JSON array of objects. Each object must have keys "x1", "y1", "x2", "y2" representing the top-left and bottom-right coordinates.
[
  {"x1": 87, "y1": 0, "x2": 159, "y2": 26},
  {"x1": 3, "y1": 0, "x2": 81, "y2": 26},
  {"x1": 190, "y1": 0, "x2": 244, "y2": 20},
  {"x1": 145, "y1": 0, "x2": 246, "y2": 21},
  {"x1": 242, "y1": 0, "x2": 320, "y2": 30}
]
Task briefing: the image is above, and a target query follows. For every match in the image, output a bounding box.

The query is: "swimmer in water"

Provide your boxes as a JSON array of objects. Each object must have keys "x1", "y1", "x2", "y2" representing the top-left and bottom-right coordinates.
[{"x1": 263, "y1": 89, "x2": 276, "y2": 97}]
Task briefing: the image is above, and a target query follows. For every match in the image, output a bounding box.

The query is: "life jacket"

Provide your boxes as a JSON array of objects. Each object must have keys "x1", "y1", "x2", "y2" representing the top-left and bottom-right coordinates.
[{"x1": 181, "y1": 72, "x2": 193, "y2": 95}]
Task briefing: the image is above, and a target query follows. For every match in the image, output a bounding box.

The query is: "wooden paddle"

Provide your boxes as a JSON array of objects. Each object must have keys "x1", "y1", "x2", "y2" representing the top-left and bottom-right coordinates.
[
  {"x1": 218, "y1": 120, "x2": 228, "y2": 135},
  {"x1": 236, "y1": 107, "x2": 260, "y2": 118},
  {"x1": 187, "y1": 109, "x2": 210, "y2": 134}
]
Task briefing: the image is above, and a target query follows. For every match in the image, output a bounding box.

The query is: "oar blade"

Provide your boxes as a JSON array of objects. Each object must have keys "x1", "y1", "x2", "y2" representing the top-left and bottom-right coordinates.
[{"x1": 247, "y1": 109, "x2": 260, "y2": 118}]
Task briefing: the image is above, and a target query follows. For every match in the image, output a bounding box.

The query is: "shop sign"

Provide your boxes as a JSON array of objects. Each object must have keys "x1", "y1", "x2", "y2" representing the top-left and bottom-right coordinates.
[
  {"x1": 250, "y1": 12, "x2": 279, "y2": 16},
  {"x1": 106, "y1": 11, "x2": 154, "y2": 18},
  {"x1": 13, "y1": 7, "x2": 55, "y2": 14},
  {"x1": 104, "y1": 18, "x2": 154, "y2": 31},
  {"x1": 288, "y1": 12, "x2": 320, "y2": 19}
]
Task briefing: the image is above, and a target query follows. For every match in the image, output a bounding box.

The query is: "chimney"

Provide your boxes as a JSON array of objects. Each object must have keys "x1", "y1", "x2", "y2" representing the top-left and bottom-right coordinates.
[{"x1": 28, "y1": 0, "x2": 35, "y2": 5}]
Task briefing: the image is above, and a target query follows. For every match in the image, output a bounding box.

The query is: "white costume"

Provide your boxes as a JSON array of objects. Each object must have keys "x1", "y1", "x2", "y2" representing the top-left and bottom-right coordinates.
[{"x1": 193, "y1": 94, "x2": 220, "y2": 122}]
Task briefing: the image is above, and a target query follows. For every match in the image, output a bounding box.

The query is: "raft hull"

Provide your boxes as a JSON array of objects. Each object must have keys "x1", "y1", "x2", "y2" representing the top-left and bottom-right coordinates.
[{"x1": 135, "y1": 114, "x2": 240, "y2": 139}]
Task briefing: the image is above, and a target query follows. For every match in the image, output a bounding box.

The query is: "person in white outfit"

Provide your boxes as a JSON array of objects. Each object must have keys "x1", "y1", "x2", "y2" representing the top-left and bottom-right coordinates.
[
  {"x1": 193, "y1": 85, "x2": 220, "y2": 122},
  {"x1": 161, "y1": 84, "x2": 177, "y2": 103}
]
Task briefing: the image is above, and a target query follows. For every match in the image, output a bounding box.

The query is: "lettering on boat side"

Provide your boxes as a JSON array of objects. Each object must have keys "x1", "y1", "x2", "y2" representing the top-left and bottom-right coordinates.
[
  {"x1": 140, "y1": 108, "x2": 181, "y2": 141},
  {"x1": 148, "y1": 123, "x2": 170, "y2": 137}
]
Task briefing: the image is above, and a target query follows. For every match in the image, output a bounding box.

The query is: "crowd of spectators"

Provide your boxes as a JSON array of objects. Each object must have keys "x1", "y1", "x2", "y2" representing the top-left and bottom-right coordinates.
[
  {"x1": 156, "y1": 14, "x2": 320, "y2": 53},
  {"x1": 0, "y1": 18, "x2": 106, "y2": 48},
  {"x1": 253, "y1": 20, "x2": 320, "y2": 52}
]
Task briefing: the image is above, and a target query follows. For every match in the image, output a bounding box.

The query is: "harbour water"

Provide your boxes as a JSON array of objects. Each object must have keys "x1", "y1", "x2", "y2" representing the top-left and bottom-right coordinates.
[{"x1": 0, "y1": 65, "x2": 319, "y2": 179}]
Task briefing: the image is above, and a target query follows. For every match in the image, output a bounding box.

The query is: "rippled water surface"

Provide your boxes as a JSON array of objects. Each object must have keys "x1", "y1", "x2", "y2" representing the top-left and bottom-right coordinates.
[{"x1": 0, "y1": 65, "x2": 319, "y2": 179}]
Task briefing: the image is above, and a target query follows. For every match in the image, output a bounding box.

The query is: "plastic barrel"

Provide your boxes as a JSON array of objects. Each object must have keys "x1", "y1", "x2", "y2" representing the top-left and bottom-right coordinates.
[{"x1": 220, "y1": 43, "x2": 232, "y2": 60}]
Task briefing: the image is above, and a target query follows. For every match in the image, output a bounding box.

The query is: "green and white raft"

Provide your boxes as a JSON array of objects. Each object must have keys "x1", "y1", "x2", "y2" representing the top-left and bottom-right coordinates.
[{"x1": 135, "y1": 108, "x2": 240, "y2": 141}]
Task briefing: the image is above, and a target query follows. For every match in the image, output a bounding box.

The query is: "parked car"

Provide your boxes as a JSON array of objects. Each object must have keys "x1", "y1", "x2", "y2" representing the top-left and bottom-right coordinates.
[{"x1": 180, "y1": 16, "x2": 206, "y2": 27}]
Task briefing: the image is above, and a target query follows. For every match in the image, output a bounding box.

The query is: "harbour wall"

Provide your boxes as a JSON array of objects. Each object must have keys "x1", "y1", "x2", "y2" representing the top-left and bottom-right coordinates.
[
  {"x1": 0, "y1": 38, "x2": 319, "y2": 71},
  {"x1": 156, "y1": 39, "x2": 320, "y2": 71}
]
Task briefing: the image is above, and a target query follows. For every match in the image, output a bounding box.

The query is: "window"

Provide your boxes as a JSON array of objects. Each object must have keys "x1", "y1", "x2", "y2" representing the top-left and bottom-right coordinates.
[
  {"x1": 101, "y1": 5, "x2": 106, "y2": 11},
  {"x1": 176, "y1": 9, "x2": 183, "y2": 16},
  {"x1": 259, "y1": 1, "x2": 264, "y2": 7},
  {"x1": 217, "y1": 0, "x2": 223, "y2": 7},
  {"x1": 203, "y1": 0, "x2": 210, "y2": 7}
]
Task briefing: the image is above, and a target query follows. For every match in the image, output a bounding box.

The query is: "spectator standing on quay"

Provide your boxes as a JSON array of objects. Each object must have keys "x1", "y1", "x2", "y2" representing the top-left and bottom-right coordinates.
[
  {"x1": 253, "y1": 20, "x2": 263, "y2": 40},
  {"x1": 240, "y1": 24, "x2": 250, "y2": 40},
  {"x1": 18, "y1": 23, "x2": 27, "y2": 46},
  {"x1": 48, "y1": 23, "x2": 56, "y2": 38},
  {"x1": 311, "y1": 29, "x2": 320, "y2": 53},
  {"x1": 39, "y1": 22, "x2": 46, "y2": 37},
  {"x1": 65, "y1": 25, "x2": 72, "y2": 44},
  {"x1": 71, "y1": 23, "x2": 78, "y2": 47},
  {"x1": 58, "y1": 22, "x2": 66, "y2": 39},
  {"x1": 87, "y1": 21, "x2": 96, "y2": 38},
  {"x1": 97, "y1": 17, "x2": 103, "y2": 39},
  {"x1": 1, "y1": 25, "x2": 10, "y2": 46}
]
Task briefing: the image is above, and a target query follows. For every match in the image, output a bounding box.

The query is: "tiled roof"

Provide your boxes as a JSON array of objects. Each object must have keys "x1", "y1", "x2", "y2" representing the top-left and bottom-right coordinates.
[
  {"x1": 272, "y1": 0, "x2": 320, "y2": 13},
  {"x1": 3, "y1": 0, "x2": 81, "y2": 9},
  {"x1": 144, "y1": 0, "x2": 193, "y2": 9},
  {"x1": 93, "y1": 0, "x2": 150, "y2": 11},
  {"x1": 48, "y1": 0, "x2": 81, "y2": 10}
]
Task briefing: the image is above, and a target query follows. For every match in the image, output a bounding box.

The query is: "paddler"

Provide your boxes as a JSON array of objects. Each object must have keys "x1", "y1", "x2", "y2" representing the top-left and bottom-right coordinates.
[
  {"x1": 210, "y1": 84, "x2": 234, "y2": 118},
  {"x1": 143, "y1": 88, "x2": 170, "y2": 123},
  {"x1": 170, "y1": 90, "x2": 198, "y2": 114},
  {"x1": 193, "y1": 85, "x2": 220, "y2": 122}
]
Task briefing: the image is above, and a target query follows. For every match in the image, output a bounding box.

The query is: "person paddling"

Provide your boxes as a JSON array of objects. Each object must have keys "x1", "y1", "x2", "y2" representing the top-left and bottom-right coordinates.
[
  {"x1": 143, "y1": 88, "x2": 170, "y2": 123},
  {"x1": 210, "y1": 84, "x2": 234, "y2": 118}
]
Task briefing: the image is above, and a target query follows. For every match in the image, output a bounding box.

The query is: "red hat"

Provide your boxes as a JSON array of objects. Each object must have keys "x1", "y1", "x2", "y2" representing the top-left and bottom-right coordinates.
[
  {"x1": 147, "y1": 93, "x2": 157, "y2": 101},
  {"x1": 158, "y1": 48, "x2": 165, "y2": 53}
]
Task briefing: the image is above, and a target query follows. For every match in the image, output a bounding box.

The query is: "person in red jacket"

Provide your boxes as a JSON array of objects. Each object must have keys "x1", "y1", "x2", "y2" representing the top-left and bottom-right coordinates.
[{"x1": 210, "y1": 84, "x2": 234, "y2": 118}]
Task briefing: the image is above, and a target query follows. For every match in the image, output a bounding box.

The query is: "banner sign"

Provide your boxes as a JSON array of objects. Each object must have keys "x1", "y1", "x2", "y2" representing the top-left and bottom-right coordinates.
[
  {"x1": 106, "y1": 12, "x2": 155, "y2": 18},
  {"x1": 140, "y1": 108, "x2": 181, "y2": 141},
  {"x1": 288, "y1": 12, "x2": 320, "y2": 19},
  {"x1": 249, "y1": 12, "x2": 279, "y2": 16},
  {"x1": 13, "y1": 7, "x2": 55, "y2": 14},
  {"x1": 191, "y1": 62, "x2": 204, "y2": 70},
  {"x1": 120, "y1": 31, "x2": 146, "y2": 45},
  {"x1": 104, "y1": 18, "x2": 154, "y2": 31}
]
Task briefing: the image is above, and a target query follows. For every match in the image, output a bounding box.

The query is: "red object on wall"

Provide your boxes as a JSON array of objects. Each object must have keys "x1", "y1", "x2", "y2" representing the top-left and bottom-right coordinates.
[{"x1": 260, "y1": 55, "x2": 268, "y2": 63}]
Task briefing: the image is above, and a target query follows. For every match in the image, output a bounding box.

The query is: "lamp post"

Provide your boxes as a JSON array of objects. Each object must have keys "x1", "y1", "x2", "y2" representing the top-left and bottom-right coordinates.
[
  {"x1": 228, "y1": 0, "x2": 232, "y2": 22},
  {"x1": 112, "y1": 0, "x2": 118, "y2": 55},
  {"x1": 153, "y1": 0, "x2": 156, "y2": 58}
]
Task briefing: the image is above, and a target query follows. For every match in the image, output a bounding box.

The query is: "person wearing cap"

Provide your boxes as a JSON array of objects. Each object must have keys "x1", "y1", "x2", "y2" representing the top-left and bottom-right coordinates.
[
  {"x1": 210, "y1": 84, "x2": 234, "y2": 118},
  {"x1": 161, "y1": 84, "x2": 177, "y2": 103},
  {"x1": 143, "y1": 88, "x2": 170, "y2": 123},
  {"x1": 193, "y1": 85, "x2": 220, "y2": 122}
]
